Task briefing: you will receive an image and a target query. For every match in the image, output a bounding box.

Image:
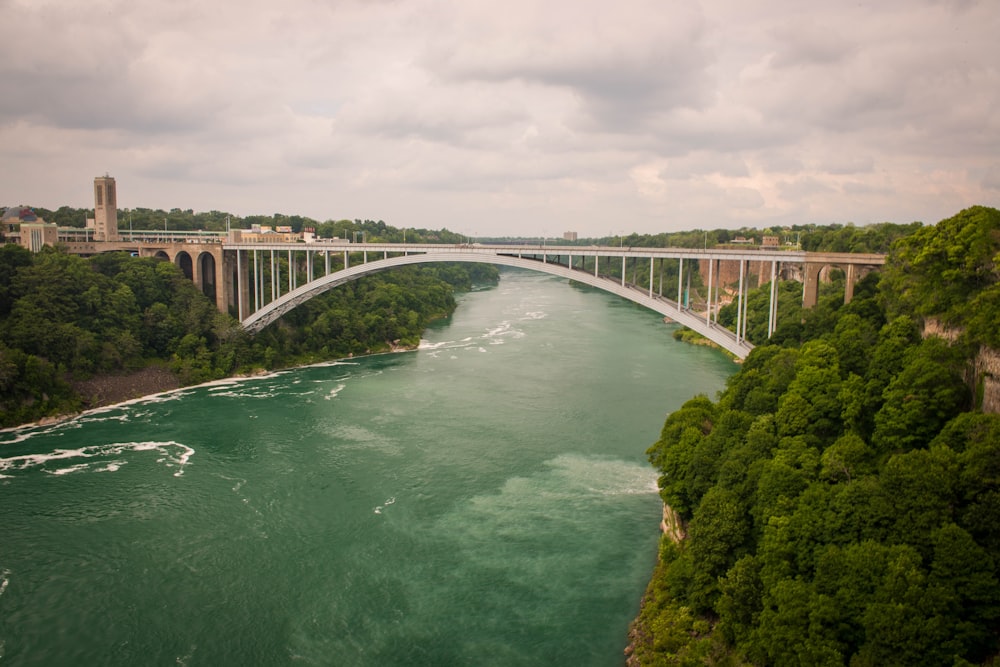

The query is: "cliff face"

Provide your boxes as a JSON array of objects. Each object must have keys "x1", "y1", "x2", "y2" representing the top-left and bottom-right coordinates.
[
  {"x1": 974, "y1": 346, "x2": 1000, "y2": 414},
  {"x1": 922, "y1": 318, "x2": 999, "y2": 414}
]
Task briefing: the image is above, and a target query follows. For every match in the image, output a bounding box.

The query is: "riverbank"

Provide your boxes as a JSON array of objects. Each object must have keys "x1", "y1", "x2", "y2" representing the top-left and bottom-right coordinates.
[
  {"x1": 15, "y1": 343, "x2": 423, "y2": 430},
  {"x1": 624, "y1": 504, "x2": 687, "y2": 665},
  {"x1": 71, "y1": 365, "x2": 181, "y2": 412}
]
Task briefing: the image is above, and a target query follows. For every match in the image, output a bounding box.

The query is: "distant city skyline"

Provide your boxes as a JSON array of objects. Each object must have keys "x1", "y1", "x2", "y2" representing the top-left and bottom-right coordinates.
[{"x1": 2, "y1": 0, "x2": 997, "y2": 236}]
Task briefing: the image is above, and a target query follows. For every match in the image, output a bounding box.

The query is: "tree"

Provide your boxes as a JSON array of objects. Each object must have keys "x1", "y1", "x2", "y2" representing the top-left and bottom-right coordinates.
[{"x1": 871, "y1": 337, "x2": 969, "y2": 454}]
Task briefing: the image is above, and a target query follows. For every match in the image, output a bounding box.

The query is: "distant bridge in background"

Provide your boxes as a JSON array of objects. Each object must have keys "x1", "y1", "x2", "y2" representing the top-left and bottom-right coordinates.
[{"x1": 59, "y1": 233, "x2": 884, "y2": 359}]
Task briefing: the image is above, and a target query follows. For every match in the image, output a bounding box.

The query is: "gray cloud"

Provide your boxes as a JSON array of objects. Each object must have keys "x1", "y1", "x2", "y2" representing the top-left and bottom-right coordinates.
[{"x1": 1, "y1": 0, "x2": 997, "y2": 235}]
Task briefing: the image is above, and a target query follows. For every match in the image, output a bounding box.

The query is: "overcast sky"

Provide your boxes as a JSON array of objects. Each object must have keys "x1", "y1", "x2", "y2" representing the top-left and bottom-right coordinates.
[{"x1": 2, "y1": 0, "x2": 997, "y2": 237}]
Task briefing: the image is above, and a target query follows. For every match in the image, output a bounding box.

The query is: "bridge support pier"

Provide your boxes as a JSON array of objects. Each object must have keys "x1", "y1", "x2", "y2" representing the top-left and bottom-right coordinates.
[{"x1": 802, "y1": 260, "x2": 864, "y2": 309}]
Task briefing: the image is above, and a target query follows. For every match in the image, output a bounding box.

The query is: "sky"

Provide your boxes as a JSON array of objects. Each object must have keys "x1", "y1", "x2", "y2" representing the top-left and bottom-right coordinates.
[{"x1": 2, "y1": 0, "x2": 998, "y2": 237}]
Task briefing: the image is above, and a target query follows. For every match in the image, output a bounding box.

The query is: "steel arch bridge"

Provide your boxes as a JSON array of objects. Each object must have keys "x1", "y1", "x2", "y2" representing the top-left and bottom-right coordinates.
[
  {"x1": 228, "y1": 243, "x2": 885, "y2": 360},
  {"x1": 57, "y1": 234, "x2": 886, "y2": 360},
  {"x1": 239, "y1": 250, "x2": 757, "y2": 358}
]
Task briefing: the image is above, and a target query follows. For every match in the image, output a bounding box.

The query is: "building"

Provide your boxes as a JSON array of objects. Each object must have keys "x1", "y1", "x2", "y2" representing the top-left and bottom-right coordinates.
[
  {"x1": 2, "y1": 206, "x2": 58, "y2": 252},
  {"x1": 231, "y1": 228, "x2": 303, "y2": 243},
  {"x1": 93, "y1": 174, "x2": 119, "y2": 241},
  {"x1": 563, "y1": 231, "x2": 578, "y2": 241}
]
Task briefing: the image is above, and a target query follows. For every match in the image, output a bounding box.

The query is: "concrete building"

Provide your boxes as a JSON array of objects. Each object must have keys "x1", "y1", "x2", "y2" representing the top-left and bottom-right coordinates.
[
  {"x1": 93, "y1": 175, "x2": 119, "y2": 241},
  {"x1": 1, "y1": 206, "x2": 58, "y2": 252}
]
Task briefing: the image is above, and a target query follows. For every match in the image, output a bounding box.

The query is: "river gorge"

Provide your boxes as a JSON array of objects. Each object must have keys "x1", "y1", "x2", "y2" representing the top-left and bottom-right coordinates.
[{"x1": 0, "y1": 269, "x2": 734, "y2": 666}]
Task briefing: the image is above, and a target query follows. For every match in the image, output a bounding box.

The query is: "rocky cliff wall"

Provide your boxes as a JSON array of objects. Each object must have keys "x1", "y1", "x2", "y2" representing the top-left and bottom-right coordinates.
[{"x1": 975, "y1": 346, "x2": 1000, "y2": 414}]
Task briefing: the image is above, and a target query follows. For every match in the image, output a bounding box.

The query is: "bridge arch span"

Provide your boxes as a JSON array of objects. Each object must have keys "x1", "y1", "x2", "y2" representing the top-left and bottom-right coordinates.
[
  {"x1": 175, "y1": 251, "x2": 194, "y2": 280},
  {"x1": 241, "y1": 252, "x2": 754, "y2": 358},
  {"x1": 197, "y1": 251, "x2": 217, "y2": 302}
]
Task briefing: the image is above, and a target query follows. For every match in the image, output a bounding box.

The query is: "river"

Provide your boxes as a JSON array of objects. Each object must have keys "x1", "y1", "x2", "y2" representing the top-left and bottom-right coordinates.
[{"x1": 0, "y1": 269, "x2": 734, "y2": 666}]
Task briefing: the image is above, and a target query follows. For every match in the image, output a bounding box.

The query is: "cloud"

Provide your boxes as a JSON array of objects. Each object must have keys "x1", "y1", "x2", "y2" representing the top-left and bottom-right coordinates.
[{"x1": 1, "y1": 0, "x2": 997, "y2": 235}]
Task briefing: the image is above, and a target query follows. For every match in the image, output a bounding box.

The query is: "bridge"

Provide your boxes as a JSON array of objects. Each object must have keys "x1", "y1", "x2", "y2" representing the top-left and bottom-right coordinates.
[
  {"x1": 6, "y1": 176, "x2": 884, "y2": 358},
  {"x1": 53, "y1": 229, "x2": 884, "y2": 359}
]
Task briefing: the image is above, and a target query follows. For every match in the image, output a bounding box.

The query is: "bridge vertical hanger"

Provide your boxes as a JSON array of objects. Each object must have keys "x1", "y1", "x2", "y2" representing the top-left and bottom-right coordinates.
[
  {"x1": 736, "y1": 260, "x2": 745, "y2": 345},
  {"x1": 253, "y1": 251, "x2": 259, "y2": 311},
  {"x1": 677, "y1": 258, "x2": 684, "y2": 310},
  {"x1": 706, "y1": 258, "x2": 714, "y2": 328},
  {"x1": 741, "y1": 265, "x2": 749, "y2": 342},
  {"x1": 269, "y1": 250, "x2": 275, "y2": 302},
  {"x1": 768, "y1": 260, "x2": 778, "y2": 338},
  {"x1": 237, "y1": 250, "x2": 244, "y2": 321}
]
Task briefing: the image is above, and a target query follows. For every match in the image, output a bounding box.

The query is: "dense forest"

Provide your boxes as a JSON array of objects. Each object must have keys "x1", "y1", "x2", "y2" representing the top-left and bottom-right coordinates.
[
  {"x1": 0, "y1": 238, "x2": 497, "y2": 427},
  {"x1": 631, "y1": 206, "x2": 1000, "y2": 666}
]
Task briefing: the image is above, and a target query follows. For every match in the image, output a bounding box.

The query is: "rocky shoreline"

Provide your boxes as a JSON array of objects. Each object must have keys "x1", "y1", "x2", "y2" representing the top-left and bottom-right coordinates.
[
  {"x1": 71, "y1": 365, "x2": 182, "y2": 413},
  {"x1": 24, "y1": 344, "x2": 420, "y2": 429},
  {"x1": 624, "y1": 504, "x2": 687, "y2": 665}
]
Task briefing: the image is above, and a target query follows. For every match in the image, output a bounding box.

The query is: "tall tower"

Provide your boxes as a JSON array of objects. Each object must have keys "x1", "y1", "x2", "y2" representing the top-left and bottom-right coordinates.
[{"x1": 93, "y1": 175, "x2": 119, "y2": 241}]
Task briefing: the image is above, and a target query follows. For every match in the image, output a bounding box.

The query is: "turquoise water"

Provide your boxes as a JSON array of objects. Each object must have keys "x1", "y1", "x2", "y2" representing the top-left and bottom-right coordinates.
[{"x1": 0, "y1": 270, "x2": 733, "y2": 666}]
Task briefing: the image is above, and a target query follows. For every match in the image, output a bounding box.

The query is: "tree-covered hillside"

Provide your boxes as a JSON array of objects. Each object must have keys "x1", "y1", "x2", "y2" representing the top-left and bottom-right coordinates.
[
  {"x1": 0, "y1": 245, "x2": 497, "y2": 427},
  {"x1": 633, "y1": 206, "x2": 1000, "y2": 666}
]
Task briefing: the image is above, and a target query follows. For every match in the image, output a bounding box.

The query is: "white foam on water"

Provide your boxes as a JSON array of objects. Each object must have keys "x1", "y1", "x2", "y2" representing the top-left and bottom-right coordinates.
[
  {"x1": 203, "y1": 377, "x2": 251, "y2": 392},
  {"x1": 418, "y1": 339, "x2": 453, "y2": 350},
  {"x1": 175, "y1": 644, "x2": 197, "y2": 666},
  {"x1": 0, "y1": 568, "x2": 10, "y2": 599},
  {"x1": 0, "y1": 386, "x2": 205, "y2": 448},
  {"x1": 485, "y1": 321, "x2": 511, "y2": 338},
  {"x1": 528, "y1": 454, "x2": 661, "y2": 497},
  {"x1": 374, "y1": 496, "x2": 397, "y2": 514},
  {"x1": 304, "y1": 359, "x2": 359, "y2": 369},
  {"x1": 324, "y1": 383, "x2": 347, "y2": 400},
  {"x1": 421, "y1": 336, "x2": 491, "y2": 358},
  {"x1": 0, "y1": 441, "x2": 194, "y2": 478},
  {"x1": 205, "y1": 387, "x2": 280, "y2": 400},
  {"x1": 47, "y1": 462, "x2": 93, "y2": 476},
  {"x1": 0, "y1": 422, "x2": 70, "y2": 446},
  {"x1": 73, "y1": 411, "x2": 132, "y2": 425}
]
